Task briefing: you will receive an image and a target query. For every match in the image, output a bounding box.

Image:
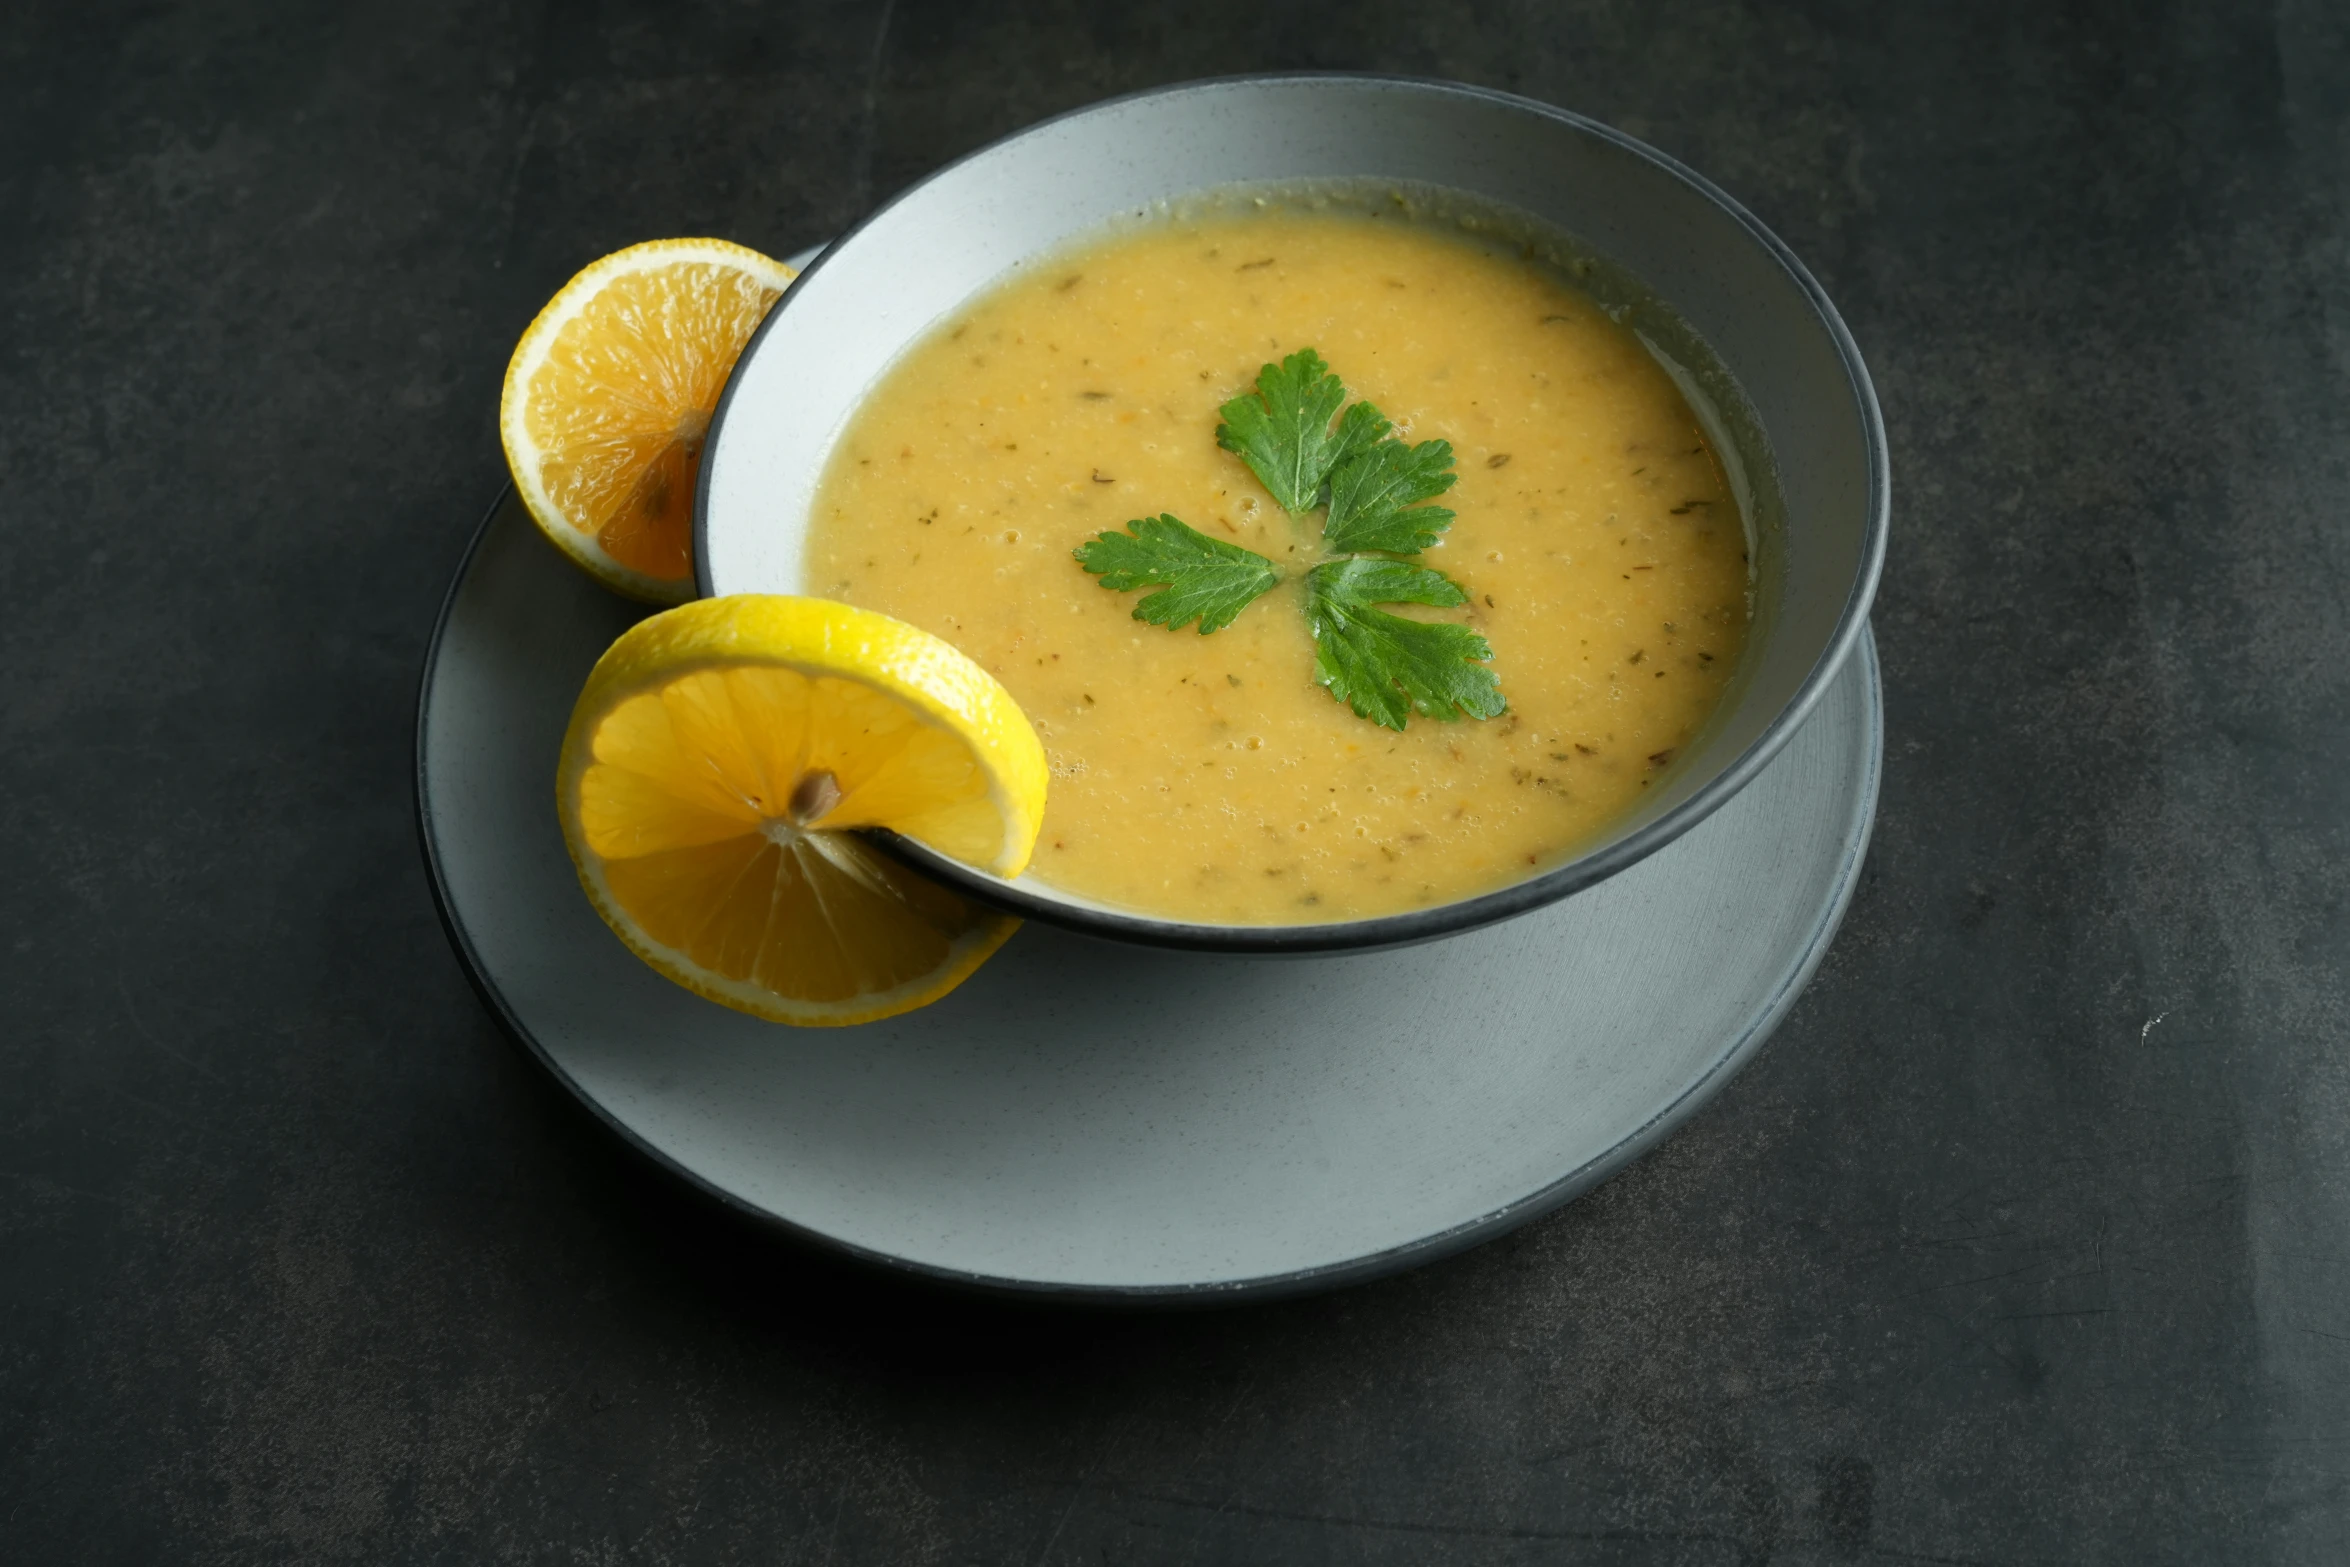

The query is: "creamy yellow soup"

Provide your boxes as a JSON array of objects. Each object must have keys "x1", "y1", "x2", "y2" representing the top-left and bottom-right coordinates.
[{"x1": 806, "y1": 206, "x2": 1749, "y2": 923}]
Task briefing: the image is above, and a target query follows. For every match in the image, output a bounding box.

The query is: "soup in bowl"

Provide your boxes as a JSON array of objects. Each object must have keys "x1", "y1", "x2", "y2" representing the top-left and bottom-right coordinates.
[{"x1": 698, "y1": 76, "x2": 1886, "y2": 953}]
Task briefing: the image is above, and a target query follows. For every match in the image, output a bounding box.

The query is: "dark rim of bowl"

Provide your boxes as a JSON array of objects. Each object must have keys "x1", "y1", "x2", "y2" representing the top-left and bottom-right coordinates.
[
  {"x1": 694, "y1": 71, "x2": 1890, "y2": 956},
  {"x1": 415, "y1": 485, "x2": 1883, "y2": 1303}
]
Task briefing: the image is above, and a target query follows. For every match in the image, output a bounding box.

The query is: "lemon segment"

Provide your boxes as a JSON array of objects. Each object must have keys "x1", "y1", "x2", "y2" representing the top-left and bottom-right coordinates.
[
  {"x1": 501, "y1": 238, "x2": 797, "y2": 602},
  {"x1": 557, "y1": 596, "x2": 1049, "y2": 1026}
]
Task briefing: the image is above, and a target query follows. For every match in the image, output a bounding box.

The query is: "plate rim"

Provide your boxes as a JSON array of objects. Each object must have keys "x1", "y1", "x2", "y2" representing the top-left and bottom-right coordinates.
[{"x1": 415, "y1": 489, "x2": 1882, "y2": 1305}]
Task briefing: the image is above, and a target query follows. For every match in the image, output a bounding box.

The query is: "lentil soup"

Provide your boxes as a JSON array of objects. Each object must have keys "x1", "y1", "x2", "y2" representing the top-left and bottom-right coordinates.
[{"x1": 805, "y1": 205, "x2": 1750, "y2": 923}]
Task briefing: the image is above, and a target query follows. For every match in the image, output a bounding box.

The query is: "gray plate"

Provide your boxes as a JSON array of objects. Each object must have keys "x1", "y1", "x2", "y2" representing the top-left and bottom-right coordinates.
[{"x1": 415, "y1": 491, "x2": 1881, "y2": 1301}]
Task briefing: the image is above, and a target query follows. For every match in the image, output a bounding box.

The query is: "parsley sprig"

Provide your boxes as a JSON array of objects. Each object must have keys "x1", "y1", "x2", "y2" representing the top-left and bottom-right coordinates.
[{"x1": 1073, "y1": 349, "x2": 1504, "y2": 730}]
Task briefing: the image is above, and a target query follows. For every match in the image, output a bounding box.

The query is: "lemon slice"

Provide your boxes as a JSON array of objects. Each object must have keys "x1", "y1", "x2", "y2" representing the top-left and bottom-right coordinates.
[
  {"x1": 557, "y1": 595, "x2": 1049, "y2": 1026},
  {"x1": 501, "y1": 238, "x2": 796, "y2": 602}
]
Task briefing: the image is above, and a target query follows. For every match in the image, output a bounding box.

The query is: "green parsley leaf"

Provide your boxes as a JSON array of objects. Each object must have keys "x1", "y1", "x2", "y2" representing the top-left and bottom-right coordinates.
[
  {"x1": 1074, "y1": 513, "x2": 1280, "y2": 634},
  {"x1": 1328, "y1": 399, "x2": 1394, "y2": 473},
  {"x1": 1216, "y1": 349, "x2": 1359, "y2": 513},
  {"x1": 1322, "y1": 437, "x2": 1459, "y2": 555},
  {"x1": 1303, "y1": 557, "x2": 1505, "y2": 730},
  {"x1": 1080, "y1": 348, "x2": 1505, "y2": 728}
]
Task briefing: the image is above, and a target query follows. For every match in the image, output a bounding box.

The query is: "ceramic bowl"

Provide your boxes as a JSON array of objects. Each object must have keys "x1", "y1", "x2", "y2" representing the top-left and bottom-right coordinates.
[{"x1": 697, "y1": 74, "x2": 1887, "y2": 954}]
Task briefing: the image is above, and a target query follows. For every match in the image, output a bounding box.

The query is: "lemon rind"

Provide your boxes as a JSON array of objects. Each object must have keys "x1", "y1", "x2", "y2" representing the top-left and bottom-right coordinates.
[{"x1": 500, "y1": 238, "x2": 798, "y2": 605}]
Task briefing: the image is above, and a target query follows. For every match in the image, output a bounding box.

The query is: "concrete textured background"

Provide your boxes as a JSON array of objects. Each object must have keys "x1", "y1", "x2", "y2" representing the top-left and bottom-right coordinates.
[{"x1": 5, "y1": 1, "x2": 2349, "y2": 1561}]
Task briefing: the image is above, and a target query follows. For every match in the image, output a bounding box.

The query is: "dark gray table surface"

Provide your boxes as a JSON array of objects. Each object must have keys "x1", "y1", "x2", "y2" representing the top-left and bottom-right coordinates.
[{"x1": 7, "y1": 2, "x2": 2347, "y2": 1562}]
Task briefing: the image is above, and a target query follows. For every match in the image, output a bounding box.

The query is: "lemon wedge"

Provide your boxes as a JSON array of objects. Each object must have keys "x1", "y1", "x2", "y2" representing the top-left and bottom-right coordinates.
[
  {"x1": 557, "y1": 596, "x2": 1049, "y2": 1025},
  {"x1": 501, "y1": 238, "x2": 796, "y2": 602}
]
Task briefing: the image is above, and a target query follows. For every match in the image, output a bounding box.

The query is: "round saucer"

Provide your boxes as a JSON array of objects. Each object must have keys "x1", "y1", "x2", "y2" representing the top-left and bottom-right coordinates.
[{"x1": 416, "y1": 490, "x2": 1881, "y2": 1301}]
